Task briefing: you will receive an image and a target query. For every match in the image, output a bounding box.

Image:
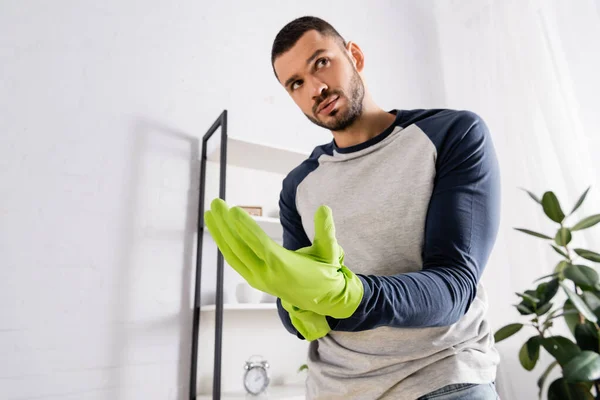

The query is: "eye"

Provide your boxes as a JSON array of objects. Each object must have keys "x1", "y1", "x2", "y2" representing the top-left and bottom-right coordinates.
[
  {"x1": 316, "y1": 57, "x2": 329, "y2": 68},
  {"x1": 289, "y1": 58, "x2": 329, "y2": 92},
  {"x1": 291, "y1": 80, "x2": 303, "y2": 91}
]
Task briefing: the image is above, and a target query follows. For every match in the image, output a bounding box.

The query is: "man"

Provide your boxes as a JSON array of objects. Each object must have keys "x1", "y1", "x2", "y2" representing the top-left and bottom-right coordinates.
[{"x1": 205, "y1": 16, "x2": 501, "y2": 400}]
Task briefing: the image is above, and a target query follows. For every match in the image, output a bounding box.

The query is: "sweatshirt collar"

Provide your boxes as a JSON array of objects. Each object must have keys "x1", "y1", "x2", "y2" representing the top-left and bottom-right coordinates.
[{"x1": 333, "y1": 109, "x2": 402, "y2": 154}]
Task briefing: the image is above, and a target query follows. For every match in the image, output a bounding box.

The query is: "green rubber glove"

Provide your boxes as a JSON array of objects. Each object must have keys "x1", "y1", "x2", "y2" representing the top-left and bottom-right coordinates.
[
  {"x1": 280, "y1": 299, "x2": 331, "y2": 341},
  {"x1": 278, "y1": 233, "x2": 341, "y2": 340},
  {"x1": 203, "y1": 198, "x2": 364, "y2": 320}
]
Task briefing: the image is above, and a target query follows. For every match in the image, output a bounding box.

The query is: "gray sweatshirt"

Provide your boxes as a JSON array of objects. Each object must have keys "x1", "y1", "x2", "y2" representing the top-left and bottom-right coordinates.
[{"x1": 276, "y1": 108, "x2": 501, "y2": 399}]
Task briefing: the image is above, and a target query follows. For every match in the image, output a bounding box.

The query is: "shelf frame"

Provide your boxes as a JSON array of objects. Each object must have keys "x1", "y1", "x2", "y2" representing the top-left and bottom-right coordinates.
[
  {"x1": 191, "y1": 111, "x2": 302, "y2": 399},
  {"x1": 190, "y1": 109, "x2": 228, "y2": 400},
  {"x1": 200, "y1": 303, "x2": 277, "y2": 312}
]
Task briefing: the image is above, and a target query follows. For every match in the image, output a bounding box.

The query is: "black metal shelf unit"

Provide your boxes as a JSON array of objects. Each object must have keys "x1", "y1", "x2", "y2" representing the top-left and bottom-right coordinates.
[{"x1": 189, "y1": 110, "x2": 228, "y2": 400}]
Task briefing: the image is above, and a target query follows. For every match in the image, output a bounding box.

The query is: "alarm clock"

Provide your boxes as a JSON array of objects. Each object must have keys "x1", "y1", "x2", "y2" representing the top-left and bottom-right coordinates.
[{"x1": 243, "y1": 355, "x2": 270, "y2": 396}]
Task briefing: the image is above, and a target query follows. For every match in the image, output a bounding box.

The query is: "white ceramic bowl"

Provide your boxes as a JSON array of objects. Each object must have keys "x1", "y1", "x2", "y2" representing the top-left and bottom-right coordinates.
[{"x1": 235, "y1": 282, "x2": 263, "y2": 304}]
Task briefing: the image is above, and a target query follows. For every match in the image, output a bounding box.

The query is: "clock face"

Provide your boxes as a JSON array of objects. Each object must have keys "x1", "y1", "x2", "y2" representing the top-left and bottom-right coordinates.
[{"x1": 244, "y1": 367, "x2": 269, "y2": 394}]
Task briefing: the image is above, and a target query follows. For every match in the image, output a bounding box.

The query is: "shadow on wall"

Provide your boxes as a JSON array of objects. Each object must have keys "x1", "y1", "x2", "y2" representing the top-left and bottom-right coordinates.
[{"x1": 110, "y1": 117, "x2": 201, "y2": 399}]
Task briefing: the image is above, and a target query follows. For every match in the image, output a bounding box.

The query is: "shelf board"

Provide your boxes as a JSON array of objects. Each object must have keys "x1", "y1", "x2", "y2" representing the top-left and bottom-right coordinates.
[
  {"x1": 252, "y1": 215, "x2": 283, "y2": 241},
  {"x1": 200, "y1": 303, "x2": 277, "y2": 312},
  {"x1": 206, "y1": 137, "x2": 309, "y2": 175},
  {"x1": 196, "y1": 384, "x2": 305, "y2": 399}
]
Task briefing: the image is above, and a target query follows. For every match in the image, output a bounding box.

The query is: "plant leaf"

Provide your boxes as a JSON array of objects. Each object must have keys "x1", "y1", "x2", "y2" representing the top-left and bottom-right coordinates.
[
  {"x1": 542, "y1": 192, "x2": 566, "y2": 223},
  {"x1": 563, "y1": 300, "x2": 579, "y2": 335},
  {"x1": 547, "y1": 308, "x2": 580, "y2": 321},
  {"x1": 538, "y1": 360, "x2": 559, "y2": 399},
  {"x1": 298, "y1": 364, "x2": 308, "y2": 372},
  {"x1": 517, "y1": 291, "x2": 540, "y2": 304},
  {"x1": 574, "y1": 323, "x2": 599, "y2": 352},
  {"x1": 536, "y1": 302, "x2": 553, "y2": 316},
  {"x1": 537, "y1": 278, "x2": 560, "y2": 304},
  {"x1": 514, "y1": 228, "x2": 553, "y2": 240},
  {"x1": 542, "y1": 335, "x2": 581, "y2": 366},
  {"x1": 519, "y1": 336, "x2": 541, "y2": 371},
  {"x1": 551, "y1": 244, "x2": 569, "y2": 258},
  {"x1": 564, "y1": 264, "x2": 600, "y2": 291},
  {"x1": 563, "y1": 351, "x2": 600, "y2": 382},
  {"x1": 520, "y1": 187, "x2": 542, "y2": 204},
  {"x1": 572, "y1": 214, "x2": 600, "y2": 231},
  {"x1": 555, "y1": 228, "x2": 572, "y2": 246},
  {"x1": 570, "y1": 186, "x2": 591, "y2": 216},
  {"x1": 561, "y1": 282, "x2": 598, "y2": 322},
  {"x1": 527, "y1": 336, "x2": 541, "y2": 360},
  {"x1": 574, "y1": 249, "x2": 600, "y2": 263},
  {"x1": 555, "y1": 260, "x2": 569, "y2": 276},
  {"x1": 517, "y1": 302, "x2": 535, "y2": 315},
  {"x1": 547, "y1": 378, "x2": 594, "y2": 400},
  {"x1": 494, "y1": 323, "x2": 523, "y2": 343},
  {"x1": 581, "y1": 292, "x2": 600, "y2": 320},
  {"x1": 535, "y1": 272, "x2": 560, "y2": 283}
]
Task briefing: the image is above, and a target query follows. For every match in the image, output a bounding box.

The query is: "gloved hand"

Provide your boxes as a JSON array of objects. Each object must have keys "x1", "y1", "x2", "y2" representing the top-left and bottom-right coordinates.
[
  {"x1": 280, "y1": 299, "x2": 331, "y2": 341},
  {"x1": 278, "y1": 230, "x2": 346, "y2": 341},
  {"x1": 203, "y1": 198, "x2": 364, "y2": 320}
]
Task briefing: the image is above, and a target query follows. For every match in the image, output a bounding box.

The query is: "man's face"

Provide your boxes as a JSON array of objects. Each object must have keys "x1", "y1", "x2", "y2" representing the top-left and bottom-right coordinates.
[{"x1": 273, "y1": 30, "x2": 365, "y2": 131}]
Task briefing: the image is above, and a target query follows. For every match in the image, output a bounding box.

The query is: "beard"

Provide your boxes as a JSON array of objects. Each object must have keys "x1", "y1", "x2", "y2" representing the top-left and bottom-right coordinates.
[{"x1": 304, "y1": 68, "x2": 365, "y2": 132}]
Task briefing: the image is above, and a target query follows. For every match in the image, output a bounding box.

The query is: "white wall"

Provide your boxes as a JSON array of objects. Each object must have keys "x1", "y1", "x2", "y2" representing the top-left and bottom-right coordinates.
[
  {"x1": 434, "y1": 0, "x2": 600, "y2": 398},
  {"x1": 0, "y1": 1, "x2": 442, "y2": 399}
]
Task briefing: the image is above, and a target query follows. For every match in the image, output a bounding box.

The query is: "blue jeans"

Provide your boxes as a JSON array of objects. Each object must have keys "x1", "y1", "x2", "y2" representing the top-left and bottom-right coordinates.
[{"x1": 418, "y1": 382, "x2": 499, "y2": 399}]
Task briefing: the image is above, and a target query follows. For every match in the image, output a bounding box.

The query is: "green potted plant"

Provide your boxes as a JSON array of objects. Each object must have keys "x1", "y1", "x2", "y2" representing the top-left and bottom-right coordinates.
[{"x1": 494, "y1": 186, "x2": 600, "y2": 399}]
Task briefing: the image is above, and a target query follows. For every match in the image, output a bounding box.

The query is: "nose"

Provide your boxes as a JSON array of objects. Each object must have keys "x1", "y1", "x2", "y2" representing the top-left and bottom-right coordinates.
[{"x1": 309, "y1": 77, "x2": 328, "y2": 102}]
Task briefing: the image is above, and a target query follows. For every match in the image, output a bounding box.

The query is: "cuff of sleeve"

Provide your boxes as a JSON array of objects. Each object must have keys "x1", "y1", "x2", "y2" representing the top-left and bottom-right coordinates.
[{"x1": 326, "y1": 274, "x2": 371, "y2": 331}]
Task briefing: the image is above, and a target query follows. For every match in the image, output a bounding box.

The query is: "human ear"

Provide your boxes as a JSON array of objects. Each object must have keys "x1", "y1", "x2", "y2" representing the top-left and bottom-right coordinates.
[{"x1": 345, "y1": 41, "x2": 364, "y2": 71}]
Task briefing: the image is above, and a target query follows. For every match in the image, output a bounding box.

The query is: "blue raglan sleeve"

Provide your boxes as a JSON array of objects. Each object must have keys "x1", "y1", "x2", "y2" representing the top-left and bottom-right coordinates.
[
  {"x1": 327, "y1": 111, "x2": 501, "y2": 331},
  {"x1": 275, "y1": 172, "x2": 312, "y2": 339}
]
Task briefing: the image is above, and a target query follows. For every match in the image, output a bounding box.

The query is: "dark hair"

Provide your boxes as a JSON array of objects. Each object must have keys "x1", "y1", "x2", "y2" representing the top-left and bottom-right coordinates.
[{"x1": 271, "y1": 16, "x2": 347, "y2": 79}]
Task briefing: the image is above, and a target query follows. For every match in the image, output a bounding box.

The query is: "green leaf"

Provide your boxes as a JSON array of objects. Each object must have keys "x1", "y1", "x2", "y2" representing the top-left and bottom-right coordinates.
[
  {"x1": 543, "y1": 191, "x2": 566, "y2": 223},
  {"x1": 572, "y1": 214, "x2": 600, "y2": 231},
  {"x1": 517, "y1": 302, "x2": 535, "y2": 315},
  {"x1": 520, "y1": 336, "x2": 541, "y2": 371},
  {"x1": 547, "y1": 378, "x2": 594, "y2": 400},
  {"x1": 555, "y1": 228, "x2": 572, "y2": 246},
  {"x1": 527, "y1": 336, "x2": 541, "y2": 360},
  {"x1": 537, "y1": 278, "x2": 560, "y2": 304},
  {"x1": 582, "y1": 291, "x2": 600, "y2": 308},
  {"x1": 535, "y1": 272, "x2": 559, "y2": 282},
  {"x1": 514, "y1": 228, "x2": 552, "y2": 240},
  {"x1": 574, "y1": 249, "x2": 600, "y2": 263},
  {"x1": 536, "y1": 302, "x2": 553, "y2": 316},
  {"x1": 547, "y1": 309, "x2": 580, "y2": 321},
  {"x1": 298, "y1": 364, "x2": 308, "y2": 372},
  {"x1": 551, "y1": 244, "x2": 569, "y2": 258},
  {"x1": 561, "y1": 282, "x2": 598, "y2": 323},
  {"x1": 574, "y1": 323, "x2": 599, "y2": 352},
  {"x1": 563, "y1": 264, "x2": 600, "y2": 291},
  {"x1": 555, "y1": 260, "x2": 569, "y2": 276},
  {"x1": 517, "y1": 291, "x2": 540, "y2": 304},
  {"x1": 538, "y1": 360, "x2": 559, "y2": 399},
  {"x1": 563, "y1": 351, "x2": 600, "y2": 382},
  {"x1": 570, "y1": 186, "x2": 591, "y2": 216},
  {"x1": 581, "y1": 292, "x2": 600, "y2": 320},
  {"x1": 547, "y1": 306, "x2": 572, "y2": 320},
  {"x1": 520, "y1": 187, "x2": 542, "y2": 204},
  {"x1": 542, "y1": 335, "x2": 581, "y2": 366},
  {"x1": 494, "y1": 323, "x2": 523, "y2": 343},
  {"x1": 564, "y1": 300, "x2": 580, "y2": 335},
  {"x1": 543, "y1": 320, "x2": 555, "y2": 330}
]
